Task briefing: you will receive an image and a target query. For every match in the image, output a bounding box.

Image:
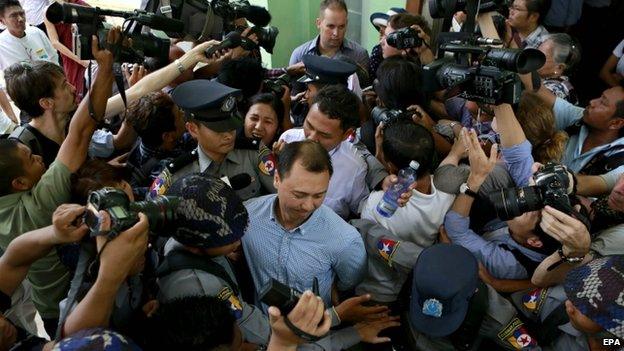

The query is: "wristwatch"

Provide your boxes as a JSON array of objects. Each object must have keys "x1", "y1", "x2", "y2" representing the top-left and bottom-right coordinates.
[{"x1": 459, "y1": 183, "x2": 478, "y2": 198}]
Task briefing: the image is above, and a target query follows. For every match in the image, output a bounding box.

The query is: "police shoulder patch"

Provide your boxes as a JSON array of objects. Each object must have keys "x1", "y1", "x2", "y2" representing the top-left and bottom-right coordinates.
[
  {"x1": 521, "y1": 288, "x2": 549, "y2": 314},
  {"x1": 217, "y1": 286, "x2": 243, "y2": 319},
  {"x1": 377, "y1": 238, "x2": 400, "y2": 267},
  {"x1": 497, "y1": 317, "x2": 538, "y2": 350},
  {"x1": 147, "y1": 168, "x2": 173, "y2": 200}
]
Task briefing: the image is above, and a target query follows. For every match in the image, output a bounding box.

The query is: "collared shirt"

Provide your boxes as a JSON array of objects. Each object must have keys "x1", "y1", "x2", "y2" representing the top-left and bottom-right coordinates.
[
  {"x1": 242, "y1": 194, "x2": 367, "y2": 308},
  {"x1": 513, "y1": 25, "x2": 549, "y2": 49},
  {"x1": 279, "y1": 128, "x2": 369, "y2": 218},
  {"x1": 289, "y1": 35, "x2": 370, "y2": 71},
  {"x1": 171, "y1": 145, "x2": 275, "y2": 201},
  {"x1": 553, "y1": 97, "x2": 624, "y2": 174},
  {"x1": 444, "y1": 212, "x2": 547, "y2": 279}
]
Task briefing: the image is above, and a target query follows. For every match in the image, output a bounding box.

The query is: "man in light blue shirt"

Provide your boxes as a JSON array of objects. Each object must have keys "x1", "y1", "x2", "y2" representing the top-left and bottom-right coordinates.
[
  {"x1": 550, "y1": 85, "x2": 624, "y2": 175},
  {"x1": 242, "y1": 140, "x2": 367, "y2": 308},
  {"x1": 289, "y1": 0, "x2": 369, "y2": 72}
]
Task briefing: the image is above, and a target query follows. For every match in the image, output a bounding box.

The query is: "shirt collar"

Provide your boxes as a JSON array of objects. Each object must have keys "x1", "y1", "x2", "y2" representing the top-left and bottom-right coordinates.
[
  {"x1": 197, "y1": 145, "x2": 241, "y2": 172},
  {"x1": 307, "y1": 35, "x2": 352, "y2": 56},
  {"x1": 269, "y1": 195, "x2": 320, "y2": 235}
]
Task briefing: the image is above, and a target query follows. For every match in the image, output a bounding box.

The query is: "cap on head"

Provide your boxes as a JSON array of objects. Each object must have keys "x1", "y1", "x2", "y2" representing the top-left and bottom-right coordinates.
[
  {"x1": 53, "y1": 328, "x2": 141, "y2": 350},
  {"x1": 369, "y1": 7, "x2": 407, "y2": 30},
  {"x1": 297, "y1": 54, "x2": 357, "y2": 85},
  {"x1": 166, "y1": 173, "x2": 249, "y2": 249},
  {"x1": 171, "y1": 80, "x2": 243, "y2": 133},
  {"x1": 409, "y1": 244, "x2": 478, "y2": 338},
  {"x1": 564, "y1": 255, "x2": 624, "y2": 340}
]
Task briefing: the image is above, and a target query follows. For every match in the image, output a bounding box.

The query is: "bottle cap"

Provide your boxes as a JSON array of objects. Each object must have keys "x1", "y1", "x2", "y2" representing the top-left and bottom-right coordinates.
[{"x1": 409, "y1": 160, "x2": 420, "y2": 170}]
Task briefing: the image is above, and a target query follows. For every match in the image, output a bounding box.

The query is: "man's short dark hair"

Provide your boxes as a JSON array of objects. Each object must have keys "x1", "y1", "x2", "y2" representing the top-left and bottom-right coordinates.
[
  {"x1": 320, "y1": 0, "x2": 347, "y2": 14},
  {"x1": 0, "y1": 0, "x2": 21, "y2": 16},
  {"x1": 125, "y1": 91, "x2": 176, "y2": 149},
  {"x1": 71, "y1": 159, "x2": 128, "y2": 204},
  {"x1": 382, "y1": 120, "x2": 434, "y2": 177},
  {"x1": 525, "y1": 0, "x2": 552, "y2": 24},
  {"x1": 0, "y1": 139, "x2": 24, "y2": 196},
  {"x1": 4, "y1": 61, "x2": 65, "y2": 117},
  {"x1": 388, "y1": 13, "x2": 431, "y2": 36},
  {"x1": 310, "y1": 84, "x2": 360, "y2": 131},
  {"x1": 376, "y1": 56, "x2": 426, "y2": 110},
  {"x1": 277, "y1": 140, "x2": 333, "y2": 179},
  {"x1": 145, "y1": 296, "x2": 236, "y2": 351}
]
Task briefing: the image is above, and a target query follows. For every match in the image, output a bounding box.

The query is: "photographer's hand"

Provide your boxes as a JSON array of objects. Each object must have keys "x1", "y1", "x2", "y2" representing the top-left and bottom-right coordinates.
[
  {"x1": 51, "y1": 204, "x2": 89, "y2": 245},
  {"x1": 465, "y1": 128, "x2": 498, "y2": 192},
  {"x1": 267, "y1": 291, "x2": 331, "y2": 350},
  {"x1": 355, "y1": 315, "x2": 400, "y2": 344},
  {"x1": 286, "y1": 61, "x2": 306, "y2": 77},
  {"x1": 410, "y1": 25, "x2": 434, "y2": 64},
  {"x1": 334, "y1": 294, "x2": 390, "y2": 323},
  {"x1": 540, "y1": 205, "x2": 590, "y2": 258}
]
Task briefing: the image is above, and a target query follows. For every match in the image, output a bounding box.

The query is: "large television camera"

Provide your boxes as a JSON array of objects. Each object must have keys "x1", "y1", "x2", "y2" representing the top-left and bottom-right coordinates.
[
  {"x1": 46, "y1": 3, "x2": 179, "y2": 63},
  {"x1": 422, "y1": 0, "x2": 544, "y2": 105}
]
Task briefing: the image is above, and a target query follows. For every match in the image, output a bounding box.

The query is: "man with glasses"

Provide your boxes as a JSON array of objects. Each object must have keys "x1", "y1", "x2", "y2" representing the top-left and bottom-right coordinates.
[{"x1": 505, "y1": 0, "x2": 551, "y2": 49}]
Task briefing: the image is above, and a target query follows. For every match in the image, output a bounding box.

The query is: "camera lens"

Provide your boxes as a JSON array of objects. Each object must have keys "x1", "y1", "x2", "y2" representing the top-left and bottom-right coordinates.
[
  {"x1": 488, "y1": 186, "x2": 543, "y2": 220},
  {"x1": 131, "y1": 196, "x2": 180, "y2": 234}
]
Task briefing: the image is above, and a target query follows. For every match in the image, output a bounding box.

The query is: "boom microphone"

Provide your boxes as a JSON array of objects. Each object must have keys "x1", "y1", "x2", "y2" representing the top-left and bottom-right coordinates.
[{"x1": 228, "y1": 173, "x2": 253, "y2": 190}]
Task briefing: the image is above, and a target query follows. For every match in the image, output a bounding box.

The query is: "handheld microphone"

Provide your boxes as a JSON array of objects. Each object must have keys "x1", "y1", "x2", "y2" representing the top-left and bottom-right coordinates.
[
  {"x1": 228, "y1": 173, "x2": 253, "y2": 190},
  {"x1": 205, "y1": 32, "x2": 242, "y2": 57}
]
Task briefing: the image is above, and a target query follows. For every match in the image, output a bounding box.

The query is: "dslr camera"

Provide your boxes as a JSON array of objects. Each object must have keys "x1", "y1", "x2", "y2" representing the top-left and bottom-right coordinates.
[
  {"x1": 262, "y1": 73, "x2": 292, "y2": 96},
  {"x1": 488, "y1": 163, "x2": 574, "y2": 220},
  {"x1": 386, "y1": 27, "x2": 423, "y2": 50},
  {"x1": 84, "y1": 187, "x2": 179, "y2": 238},
  {"x1": 259, "y1": 278, "x2": 319, "y2": 315},
  {"x1": 46, "y1": 3, "x2": 174, "y2": 63},
  {"x1": 371, "y1": 106, "x2": 411, "y2": 126}
]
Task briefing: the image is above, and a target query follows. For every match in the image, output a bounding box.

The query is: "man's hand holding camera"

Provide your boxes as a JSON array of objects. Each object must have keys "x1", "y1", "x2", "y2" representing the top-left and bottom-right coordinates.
[
  {"x1": 465, "y1": 128, "x2": 498, "y2": 192},
  {"x1": 51, "y1": 204, "x2": 89, "y2": 245},
  {"x1": 540, "y1": 205, "x2": 591, "y2": 259}
]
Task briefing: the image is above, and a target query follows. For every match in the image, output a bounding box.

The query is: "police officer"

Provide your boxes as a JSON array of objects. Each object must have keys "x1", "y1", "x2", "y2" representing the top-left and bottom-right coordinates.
[
  {"x1": 148, "y1": 80, "x2": 275, "y2": 201},
  {"x1": 404, "y1": 243, "x2": 539, "y2": 350},
  {"x1": 157, "y1": 174, "x2": 270, "y2": 345},
  {"x1": 291, "y1": 54, "x2": 357, "y2": 127}
]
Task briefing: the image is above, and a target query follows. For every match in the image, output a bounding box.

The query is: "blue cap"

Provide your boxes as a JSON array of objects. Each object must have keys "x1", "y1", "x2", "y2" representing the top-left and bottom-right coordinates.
[
  {"x1": 297, "y1": 54, "x2": 357, "y2": 85},
  {"x1": 409, "y1": 244, "x2": 478, "y2": 338},
  {"x1": 369, "y1": 7, "x2": 407, "y2": 31},
  {"x1": 171, "y1": 80, "x2": 242, "y2": 132},
  {"x1": 53, "y1": 328, "x2": 142, "y2": 350}
]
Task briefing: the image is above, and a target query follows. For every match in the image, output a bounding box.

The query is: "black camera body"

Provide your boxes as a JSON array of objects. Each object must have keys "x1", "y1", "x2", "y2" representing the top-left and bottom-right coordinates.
[
  {"x1": 371, "y1": 106, "x2": 410, "y2": 126},
  {"x1": 259, "y1": 277, "x2": 319, "y2": 315},
  {"x1": 489, "y1": 163, "x2": 574, "y2": 220},
  {"x1": 84, "y1": 187, "x2": 179, "y2": 238},
  {"x1": 386, "y1": 27, "x2": 423, "y2": 50},
  {"x1": 262, "y1": 73, "x2": 292, "y2": 96}
]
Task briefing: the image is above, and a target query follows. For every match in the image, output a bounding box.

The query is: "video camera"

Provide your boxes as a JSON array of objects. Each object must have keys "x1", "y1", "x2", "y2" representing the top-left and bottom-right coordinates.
[
  {"x1": 84, "y1": 187, "x2": 179, "y2": 238},
  {"x1": 488, "y1": 163, "x2": 574, "y2": 220},
  {"x1": 46, "y1": 3, "x2": 177, "y2": 63},
  {"x1": 422, "y1": 0, "x2": 545, "y2": 105},
  {"x1": 371, "y1": 107, "x2": 411, "y2": 126}
]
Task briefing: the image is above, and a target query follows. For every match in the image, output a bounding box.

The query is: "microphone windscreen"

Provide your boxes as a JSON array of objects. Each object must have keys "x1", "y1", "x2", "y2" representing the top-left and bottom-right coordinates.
[
  {"x1": 241, "y1": 5, "x2": 271, "y2": 27},
  {"x1": 229, "y1": 173, "x2": 253, "y2": 190},
  {"x1": 45, "y1": 2, "x2": 64, "y2": 24}
]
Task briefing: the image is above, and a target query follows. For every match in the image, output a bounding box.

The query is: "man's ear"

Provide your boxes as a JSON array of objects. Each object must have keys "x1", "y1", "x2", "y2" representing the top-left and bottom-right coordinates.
[
  {"x1": 528, "y1": 12, "x2": 540, "y2": 25},
  {"x1": 273, "y1": 170, "x2": 281, "y2": 189},
  {"x1": 608, "y1": 118, "x2": 624, "y2": 131},
  {"x1": 39, "y1": 97, "x2": 54, "y2": 111},
  {"x1": 162, "y1": 131, "x2": 175, "y2": 144},
  {"x1": 315, "y1": 17, "x2": 321, "y2": 30},
  {"x1": 186, "y1": 121, "x2": 198, "y2": 139},
  {"x1": 526, "y1": 236, "x2": 543, "y2": 249},
  {"x1": 341, "y1": 128, "x2": 354, "y2": 141},
  {"x1": 11, "y1": 176, "x2": 31, "y2": 192}
]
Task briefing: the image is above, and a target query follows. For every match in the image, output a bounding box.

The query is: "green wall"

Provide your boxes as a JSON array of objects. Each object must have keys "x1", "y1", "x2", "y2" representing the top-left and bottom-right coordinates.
[{"x1": 255, "y1": 0, "x2": 408, "y2": 68}]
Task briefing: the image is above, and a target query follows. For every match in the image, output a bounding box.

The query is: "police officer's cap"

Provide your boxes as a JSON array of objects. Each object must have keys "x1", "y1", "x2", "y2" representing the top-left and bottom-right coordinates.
[
  {"x1": 409, "y1": 244, "x2": 478, "y2": 338},
  {"x1": 297, "y1": 54, "x2": 357, "y2": 85},
  {"x1": 172, "y1": 80, "x2": 243, "y2": 133}
]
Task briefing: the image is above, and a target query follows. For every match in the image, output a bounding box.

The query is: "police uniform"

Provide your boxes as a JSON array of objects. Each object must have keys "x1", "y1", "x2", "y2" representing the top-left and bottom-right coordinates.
[
  {"x1": 291, "y1": 54, "x2": 357, "y2": 127},
  {"x1": 357, "y1": 236, "x2": 539, "y2": 351},
  {"x1": 147, "y1": 80, "x2": 275, "y2": 201}
]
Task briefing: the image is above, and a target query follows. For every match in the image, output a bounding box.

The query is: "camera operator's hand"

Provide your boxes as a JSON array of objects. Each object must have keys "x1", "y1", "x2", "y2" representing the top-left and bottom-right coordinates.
[
  {"x1": 123, "y1": 63, "x2": 146, "y2": 87},
  {"x1": 291, "y1": 91, "x2": 306, "y2": 103},
  {"x1": 540, "y1": 205, "x2": 590, "y2": 258},
  {"x1": 355, "y1": 315, "x2": 400, "y2": 344},
  {"x1": 408, "y1": 104, "x2": 435, "y2": 131},
  {"x1": 374, "y1": 122, "x2": 387, "y2": 167},
  {"x1": 334, "y1": 294, "x2": 390, "y2": 323},
  {"x1": 286, "y1": 61, "x2": 306, "y2": 77},
  {"x1": 190, "y1": 40, "x2": 229, "y2": 65},
  {"x1": 241, "y1": 26, "x2": 259, "y2": 45},
  {"x1": 465, "y1": 128, "x2": 498, "y2": 192},
  {"x1": 96, "y1": 213, "x2": 149, "y2": 285},
  {"x1": 447, "y1": 127, "x2": 469, "y2": 162},
  {"x1": 91, "y1": 26, "x2": 123, "y2": 72},
  {"x1": 51, "y1": 204, "x2": 89, "y2": 245},
  {"x1": 267, "y1": 291, "x2": 331, "y2": 350},
  {"x1": 410, "y1": 25, "x2": 434, "y2": 65}
]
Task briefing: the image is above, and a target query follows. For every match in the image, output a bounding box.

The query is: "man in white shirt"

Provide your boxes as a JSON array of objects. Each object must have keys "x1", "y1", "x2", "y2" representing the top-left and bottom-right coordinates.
[
  {"x1": 0, "y1": 0, "x2": 58, "y2": 71},
  {"x1": 279, "y1": 84, "x2": 369, "y2": 219}
]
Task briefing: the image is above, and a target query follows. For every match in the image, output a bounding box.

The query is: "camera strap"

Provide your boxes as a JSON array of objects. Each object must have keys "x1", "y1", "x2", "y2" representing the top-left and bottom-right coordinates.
[{"x1": 283, "y1": 314, "x2": 326, "y2": 343}]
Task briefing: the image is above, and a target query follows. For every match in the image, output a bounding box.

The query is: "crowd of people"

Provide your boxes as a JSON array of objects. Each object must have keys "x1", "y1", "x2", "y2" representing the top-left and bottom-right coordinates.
[{"x1": 0, "y1": 0, "x2": 623, "y2": 349}]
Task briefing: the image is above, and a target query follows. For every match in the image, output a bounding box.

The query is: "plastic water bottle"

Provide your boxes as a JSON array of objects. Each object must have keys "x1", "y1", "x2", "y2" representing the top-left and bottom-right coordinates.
[{"x1": 376, "y1": 160, "x2": 420, "y2": 218}]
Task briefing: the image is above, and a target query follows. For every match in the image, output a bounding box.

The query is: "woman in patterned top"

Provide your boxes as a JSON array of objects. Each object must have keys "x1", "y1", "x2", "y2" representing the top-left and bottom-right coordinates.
[{"x1": 537, "y1": 33, "x2": 582, "y2": 105}]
